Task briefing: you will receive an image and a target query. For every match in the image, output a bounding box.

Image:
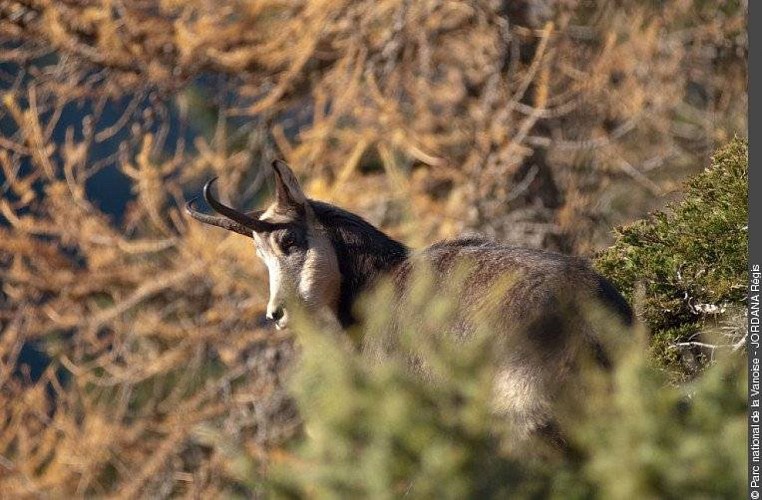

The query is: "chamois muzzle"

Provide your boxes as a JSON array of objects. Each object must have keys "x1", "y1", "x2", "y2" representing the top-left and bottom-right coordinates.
[
  {"x1": 266, "y1": 305, "x2": 285, "y2": 324},
  {"x1": 185, "y1": 177, "x2": 277, "y2": 235}
]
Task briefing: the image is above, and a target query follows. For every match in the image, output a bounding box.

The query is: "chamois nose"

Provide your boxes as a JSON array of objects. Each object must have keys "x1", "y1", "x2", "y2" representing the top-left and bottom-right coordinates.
[{"x1": 267, "y1": 306, "x2": 285, "y2": 323}]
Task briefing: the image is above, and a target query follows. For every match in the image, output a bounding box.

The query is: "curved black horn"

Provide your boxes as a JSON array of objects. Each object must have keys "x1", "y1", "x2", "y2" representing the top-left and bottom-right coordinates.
[
  {"x1": 204, "y1": 177, "x2": 277, "y2": 232},
  {"x1": 186, "y1": 178, "x2": 276, "y2": 235},
  {"x1": 185, "y1": 198, "x2": 255, "y2": 237}
]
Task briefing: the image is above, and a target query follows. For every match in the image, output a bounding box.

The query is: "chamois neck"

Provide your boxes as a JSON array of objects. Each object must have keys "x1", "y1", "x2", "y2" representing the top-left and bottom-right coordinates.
[{"x1": 310, "y1": 200, "x2": 409, "y2": 327}]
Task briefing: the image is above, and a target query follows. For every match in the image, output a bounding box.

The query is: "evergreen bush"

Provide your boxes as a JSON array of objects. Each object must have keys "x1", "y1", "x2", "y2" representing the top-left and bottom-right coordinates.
[
  {"x1": 596, "y1": 138, "x2": 748, "y2": 377},
  {"x1": 269, "y1": 286, "x2": 746, "y2": 499}
]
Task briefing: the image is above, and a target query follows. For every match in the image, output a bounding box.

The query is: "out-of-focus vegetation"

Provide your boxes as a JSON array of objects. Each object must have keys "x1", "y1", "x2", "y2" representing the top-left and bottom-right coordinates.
[
  {"x1": 0, "y1": 0, "x2": 748, "y2": 497},
  {"x1": 0, "y1": 0, "x2": 747, "y2": 249},
  {"x1": 597, "y1": 138, "x2": 748, "y2": 379},
  {"x1": 269, "y1": 287, "x2": 746, "y2": 499}
]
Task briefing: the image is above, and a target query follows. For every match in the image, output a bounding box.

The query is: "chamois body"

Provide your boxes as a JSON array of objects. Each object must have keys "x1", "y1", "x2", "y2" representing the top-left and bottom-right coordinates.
[
  {"x1": 311, "y1": 201, "x2": 632, "y2": 437},
  {"x1": 187, "y1": 160, "x2": 633, "y2": 440}
]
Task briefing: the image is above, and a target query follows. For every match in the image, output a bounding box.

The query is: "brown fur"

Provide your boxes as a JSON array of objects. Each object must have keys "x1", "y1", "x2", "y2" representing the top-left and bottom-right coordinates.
[{"x1": 368, "y1": 239, "x2": 628, "y2": 437}]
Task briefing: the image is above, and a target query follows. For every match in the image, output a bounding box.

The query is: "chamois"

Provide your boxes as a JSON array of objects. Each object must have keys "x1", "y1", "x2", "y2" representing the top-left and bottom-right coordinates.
[{"x1": 187, "y1": 160, "x2": 633, "y2": 440}]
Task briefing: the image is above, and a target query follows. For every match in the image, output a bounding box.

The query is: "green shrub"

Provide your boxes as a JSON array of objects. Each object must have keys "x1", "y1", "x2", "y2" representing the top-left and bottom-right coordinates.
[
  {"x1": 572, "y1": 340, "x2": 746, "y2": 499},
  {"x1": 596, "y1": 138, "x2": 748, "y2": 377},
  {"x1": 265, "y1": 273, "x2": 746, "y2": 499}
]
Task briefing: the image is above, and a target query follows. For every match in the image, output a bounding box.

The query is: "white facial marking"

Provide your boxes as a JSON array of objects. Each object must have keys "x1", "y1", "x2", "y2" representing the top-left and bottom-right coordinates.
[
  {"x1": 253, "y1": 208, "x2": 341, "y2": 330},
  {"x1": 298, "y1": 231, "x2": 340, "y2": 310},
  {"x1": 254, "y1": 232, "x2": 288, "y2": 329}
]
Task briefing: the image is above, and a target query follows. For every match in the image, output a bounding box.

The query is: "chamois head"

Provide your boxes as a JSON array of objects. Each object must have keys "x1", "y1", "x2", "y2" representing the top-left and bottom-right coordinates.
[{"x1": 186, "y1": 160, "x2": 340, "y2": 329}]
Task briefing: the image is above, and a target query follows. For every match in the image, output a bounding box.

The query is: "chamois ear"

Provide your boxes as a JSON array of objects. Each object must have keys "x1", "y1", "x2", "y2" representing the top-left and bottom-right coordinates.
[{"x1": 272, "y1": 160, "x2": 307, "y2": 209}]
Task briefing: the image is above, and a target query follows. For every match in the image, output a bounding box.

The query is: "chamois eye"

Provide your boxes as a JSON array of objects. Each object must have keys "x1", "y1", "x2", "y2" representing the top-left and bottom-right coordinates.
[{"x1": 280, "y1": 233, "x2": 300, "y2": 254}]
